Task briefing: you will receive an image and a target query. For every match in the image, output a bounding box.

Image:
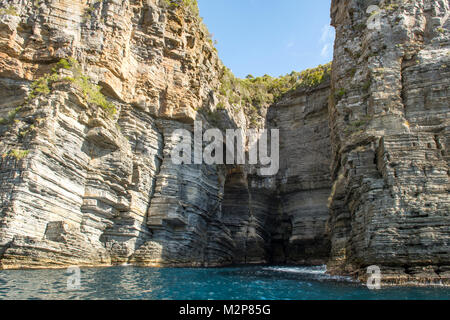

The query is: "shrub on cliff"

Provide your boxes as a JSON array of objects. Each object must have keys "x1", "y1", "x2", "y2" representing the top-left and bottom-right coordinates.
[
  {"x1": 164, "y1": 0, "x2": 199, "y2": 17},
  {"x1": 61, "y1": 58, "x2": 117, "y2": 115},
  {"x1": 28, "y1": 58, "x2": 116, "y2": 116},
  {"x1": 0, "y1": 107, "x2": 22, "y2": 127},
  {"x1": 0, "y1": 6, "x2": 19, "y2": 16},
  {"x1": 217, "y1": 63, "x2": 331, "y2": 127},
  {"x1": 2, "y1": 149, "x2": 30, "y2": 160}
]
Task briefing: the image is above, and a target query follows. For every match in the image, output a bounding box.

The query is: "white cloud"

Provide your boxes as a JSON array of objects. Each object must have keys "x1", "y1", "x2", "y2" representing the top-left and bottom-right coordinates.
[
  {"x1": 321, "y1": 43, "x2": 331, "y2": 58},
  {"x1": 319, "y1": 25, "x2": 335, "y2": 59}
]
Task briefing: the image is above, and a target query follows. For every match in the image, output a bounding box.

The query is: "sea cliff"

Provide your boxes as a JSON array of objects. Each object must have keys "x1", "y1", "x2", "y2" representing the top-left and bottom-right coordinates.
[{"x1": 0, "y1": 0, "x2": 448, "y2": 286}]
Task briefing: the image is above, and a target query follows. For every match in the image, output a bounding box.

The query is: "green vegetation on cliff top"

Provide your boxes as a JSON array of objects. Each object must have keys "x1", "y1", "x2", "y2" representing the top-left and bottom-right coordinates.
[
  {"x1": 220, "y1": 63, "x2": 331, "y2": 104},
  {"x1": 165, "y1": 0, "x2": 332, "y2": 127},
  {"x1": 217, "y1": 63, "x2": 331, "y2": 127}
]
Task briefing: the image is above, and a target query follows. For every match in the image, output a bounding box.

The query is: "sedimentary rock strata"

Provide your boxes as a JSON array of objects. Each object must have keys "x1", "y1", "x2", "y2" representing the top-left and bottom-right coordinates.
[
  {"x1": 0, "y1": 0, "x2": 448, "y2": 286},
  {"x1": 266, "y1": 82, "x2": 332, "y2": 265},
  {"x1": 0, "y1": 0, "x2": 227, "y2": 268},
  {"x1": 328, "y1": 0, "x2": 449, "y2": 285}
]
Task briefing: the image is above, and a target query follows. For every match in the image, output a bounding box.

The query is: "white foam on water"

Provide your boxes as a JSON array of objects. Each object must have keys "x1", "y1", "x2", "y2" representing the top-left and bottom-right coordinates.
[
  {"x1": 264, "y1": 265, "x2": 327, "y2": 275},
  {"x1": 264, "y1": 265, "x2": 359, "y2": 283}
]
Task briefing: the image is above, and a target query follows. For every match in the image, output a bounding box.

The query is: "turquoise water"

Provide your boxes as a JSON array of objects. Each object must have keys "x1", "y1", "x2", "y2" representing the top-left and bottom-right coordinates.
[{"x1": 0, "y1": 265, "x2": 449, "y2": 300}]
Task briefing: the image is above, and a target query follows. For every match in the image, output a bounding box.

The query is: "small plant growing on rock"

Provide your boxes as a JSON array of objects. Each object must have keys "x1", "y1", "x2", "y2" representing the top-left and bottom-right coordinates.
[
  {"x1": 0, "y1": 6, "x2": 19, "y2": 16},
  {"x1": 55, "y1": 58, "x2": 72, "y2": 70},
  {"x1": 334, "y1": 88, "x2": 346, "y2": 101},
  {"x1": 344, "y1": 115, "x2": 373, "y2": 135},
  {"x1": 83, "y1": 6, "x2": 95, "y2": 22},
  {"x1": 62, "y1": 58, "x2": 116, "y2": 115},
  {"x1": 19, "y1": 125, "x2": 35, "y2": 138},
  {"x1": 29, "y1": 74, "x2": 58, "y2": 98},
  {"x1": 0, "y1": 107, "x2": 22, "y2": 126},
  {"x1": 383, "y1": 3, "x2": 399, "y2": 11},
  {"x1": 216, "y1": 102, "x2": 226, "y2": 110},
  {"x1": 6, "y1": 149, "x2": 30, "y2": 160}
]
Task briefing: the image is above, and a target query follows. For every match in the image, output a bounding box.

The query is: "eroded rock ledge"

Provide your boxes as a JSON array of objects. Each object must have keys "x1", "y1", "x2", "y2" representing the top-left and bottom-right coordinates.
[
  {"x1": 328, "y1": 0, "x2": 449, "y2": 285},
  {"x1": 0, "y1": 0, "x2": 448, "y2": 286}
]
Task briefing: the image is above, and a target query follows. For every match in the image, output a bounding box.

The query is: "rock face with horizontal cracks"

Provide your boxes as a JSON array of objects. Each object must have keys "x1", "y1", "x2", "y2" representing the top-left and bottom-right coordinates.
[
  {"x1": 0, "y1": 84, "x2": 164, "y2": 268},
  {"x1": 0, "y1": 0, "x2": 222, "y2": 119},
  {"x1": 0, "y1": 0, "x2": 232, "y2": 268},
  {"x1": 218, "y1": 83, "x2": 333, "y2": 266},
  {"x1": 131, "y1": 120, "x2": 235, "y2": 267},
  {"x1": 328, "y1": 0, "x2": 449, "y2": 284},
  {"x1": 0, "y1": 0, "x2": 335, "y2": 269},
  {"x1": 0, "y1": 0, "x2": 449, "y2": 287},
  {"x1": 267, "y1": 82, "x2": 332, "y2": 265}
]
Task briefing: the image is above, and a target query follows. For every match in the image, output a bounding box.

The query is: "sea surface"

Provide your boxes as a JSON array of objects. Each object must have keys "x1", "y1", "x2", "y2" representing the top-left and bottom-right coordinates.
[{"x1": 0, "y1": 265, "x2": 449, "y2": 300}]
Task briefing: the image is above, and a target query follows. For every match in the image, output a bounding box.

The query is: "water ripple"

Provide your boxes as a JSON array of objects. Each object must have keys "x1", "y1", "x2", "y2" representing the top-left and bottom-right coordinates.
[{"x1": 0, "y1": 266, "x2": 449, "y2": 300}]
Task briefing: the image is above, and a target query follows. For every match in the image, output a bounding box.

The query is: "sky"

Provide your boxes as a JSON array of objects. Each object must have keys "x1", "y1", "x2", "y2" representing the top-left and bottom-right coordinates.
[{"x1": 197, "y1": 0, "x2": 335, "y2": 79}]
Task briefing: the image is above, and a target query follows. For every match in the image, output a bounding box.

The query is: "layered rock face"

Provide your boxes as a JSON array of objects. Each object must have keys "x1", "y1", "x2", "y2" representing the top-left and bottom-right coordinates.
[
  {"x1": 0, "y1": 0, "x2": 330, "y2": 269},
  {"x1": 0, "y1": 0, "x2": 448, "y2": 286},
  {"x1": 266, "y1": 82, "x2": 332, "y2": 265},
  {"x1": 200, "y1": 82, "x2": 333, "y2": 266},
  {"x1": 0, "y1": 0, "x2": 231, "y2": 268},
  {"x1": 328, "y1": 0, "x2": 449, "y2": 284}
]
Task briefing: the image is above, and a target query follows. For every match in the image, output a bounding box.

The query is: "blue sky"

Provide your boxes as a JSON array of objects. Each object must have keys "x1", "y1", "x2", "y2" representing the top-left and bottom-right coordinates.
[{"x1": 197, "y1": 0, "x2": 334, "y2": 78}]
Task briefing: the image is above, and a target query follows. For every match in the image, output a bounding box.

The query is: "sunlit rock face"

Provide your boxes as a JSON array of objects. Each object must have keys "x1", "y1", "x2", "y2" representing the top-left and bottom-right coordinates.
[
  {"x1": 328, "y1": 0, "x2": 449, "y2": 285},
  {"x1": 0, "y1": 0, "x2": 230, "y2": 268},
  {"x1": 0, "y1": 0, "x2": 333, "y2": 269},
  {"x1": 0, "y1": 0, "x2": 222, "y2": 121},
  {"x1": 0, "y1": 0, "x2": 448, "y2": 286}
]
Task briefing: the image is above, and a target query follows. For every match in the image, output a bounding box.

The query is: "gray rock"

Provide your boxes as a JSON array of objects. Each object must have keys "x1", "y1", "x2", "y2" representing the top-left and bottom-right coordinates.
[{"x1": 327, "y1": 0, "x2": 449, "y2": 285}]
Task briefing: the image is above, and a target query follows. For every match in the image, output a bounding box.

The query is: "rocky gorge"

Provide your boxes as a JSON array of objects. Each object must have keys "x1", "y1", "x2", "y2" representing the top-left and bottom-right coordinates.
[{"x1": 0, "y1": 0, "x2": 448, "y2": 286}]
